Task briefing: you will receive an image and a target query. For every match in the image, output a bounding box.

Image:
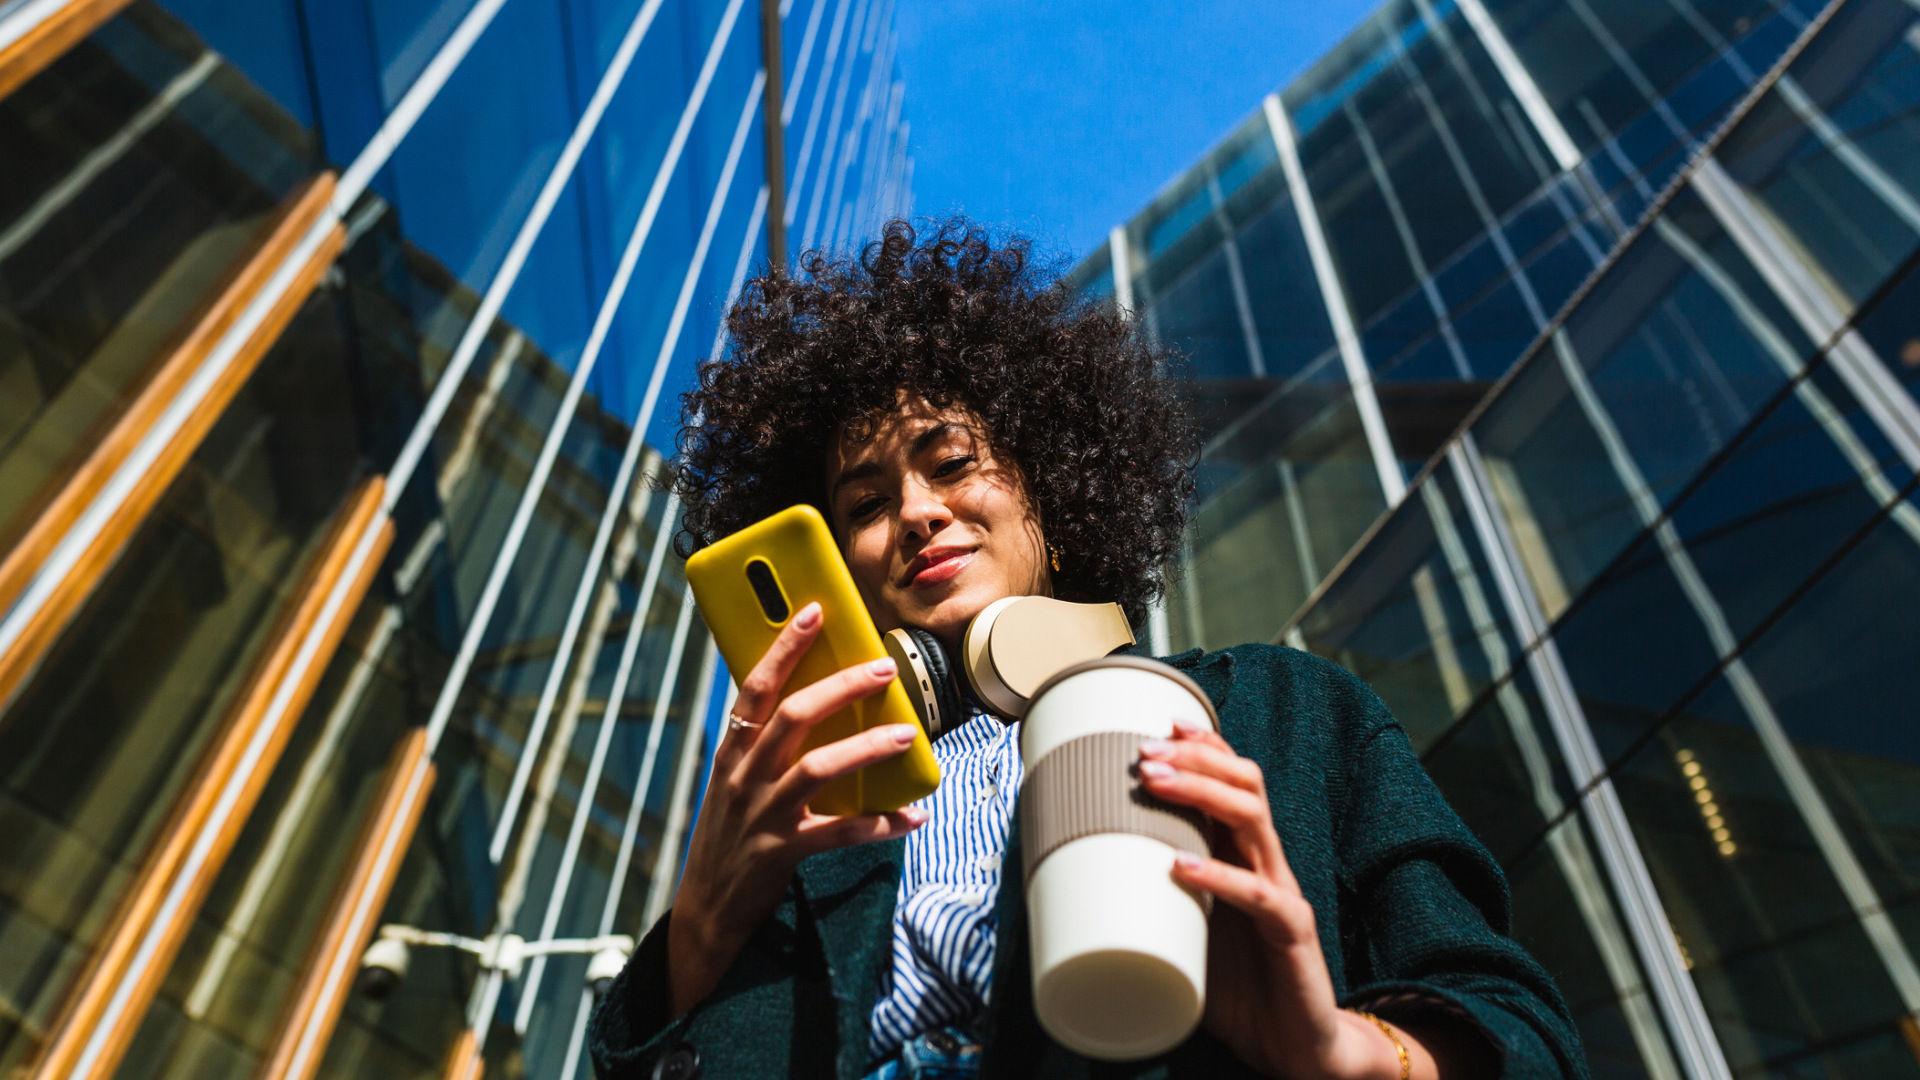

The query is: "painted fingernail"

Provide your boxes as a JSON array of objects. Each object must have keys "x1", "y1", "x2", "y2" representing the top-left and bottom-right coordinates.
[
  {"x1": 1138, "y1": 760, "x2": 1175, "y2": 781},
  {"x1": 1174, "y1": 852, "x2": 1203, "y2": 870},
  {"x1": 1172, "y1": 717, "x2": 1207, "y2": 737},
  {"x1": 889, "y1": 724, "x2": 918, "y2": 745},
  {"x1": 1139, "y1": 738, "x2": 1174, "y2": 760},
  {"x1": 794, "y1": 603, "x2": 822, "y2": 630},
  {"x1": 868, "y1": 657, "x2": 897, "y2": 678}
]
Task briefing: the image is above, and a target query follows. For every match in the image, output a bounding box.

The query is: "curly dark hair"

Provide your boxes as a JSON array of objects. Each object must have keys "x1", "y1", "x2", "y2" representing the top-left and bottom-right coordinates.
[{"x1": 672, "y1": 218, "x2": 1196, "y2": 626}]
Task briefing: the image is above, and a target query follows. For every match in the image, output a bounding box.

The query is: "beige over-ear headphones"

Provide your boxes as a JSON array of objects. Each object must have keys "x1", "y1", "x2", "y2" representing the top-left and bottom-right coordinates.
[{"x1": 883, "y1": 597, "x2": 1136, "y2": 738}]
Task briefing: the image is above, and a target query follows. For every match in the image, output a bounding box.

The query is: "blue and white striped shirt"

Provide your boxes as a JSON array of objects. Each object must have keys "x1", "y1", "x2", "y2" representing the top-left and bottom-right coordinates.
[{"x1": 867, "y1": 709, "x2": 1024, "y2": 1064}]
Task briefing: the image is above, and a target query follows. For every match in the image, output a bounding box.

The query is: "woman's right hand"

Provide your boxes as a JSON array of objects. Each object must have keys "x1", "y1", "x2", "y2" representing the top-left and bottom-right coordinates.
[{"x1": 666, "y1": 601, "x2": 927, "y2": 1017}]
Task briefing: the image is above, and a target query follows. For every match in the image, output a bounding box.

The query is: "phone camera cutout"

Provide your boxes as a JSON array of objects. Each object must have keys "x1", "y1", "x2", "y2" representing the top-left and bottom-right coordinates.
[{"x1": 744, "y1": 559, "x2": 790, "y2": 623}]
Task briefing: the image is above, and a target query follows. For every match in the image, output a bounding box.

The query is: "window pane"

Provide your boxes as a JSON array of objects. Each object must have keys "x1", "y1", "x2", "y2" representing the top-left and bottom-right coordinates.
[
  {"x1": 0, "y1": 5, "x2": 312, "y2": 565},
  {"x1": 1504, "y1": 807, "x2": 1681, "y2": 1080},
  {"x1": 1236, "y1": 201, "x2": 1339, "y2": 382},
  {"x1": 1612, "y1": 703, "x2": 1920, "y2": 1076},
  {"x1": 1146, "y1": 246, "x2": 1254, "y2": 382},
  {"x1": 1183, "y1": 397, "x2": 1388, "y2": 650},
  {"x1": 1719, "y1": 2, "x2": 1920, "y2": 311},
  {"x1": 0, "y1": 289, "x2": 366, "y2": 1074}
]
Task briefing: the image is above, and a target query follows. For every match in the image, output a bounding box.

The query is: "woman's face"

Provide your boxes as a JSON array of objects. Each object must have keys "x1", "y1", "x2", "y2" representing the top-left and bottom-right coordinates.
[{"x1": 826, "y1": 395, "x2": 1050, "y2": 651}]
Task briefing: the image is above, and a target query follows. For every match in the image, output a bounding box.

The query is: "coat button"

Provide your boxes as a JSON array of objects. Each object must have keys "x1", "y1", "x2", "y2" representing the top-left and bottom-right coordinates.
[{"x1": 651, "y1": 1043, "x2": 700, "y2": 1080}]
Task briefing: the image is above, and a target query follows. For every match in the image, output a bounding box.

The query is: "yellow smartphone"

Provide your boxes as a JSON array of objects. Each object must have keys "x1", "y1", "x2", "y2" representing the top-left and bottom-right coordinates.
[{"x1": 685, "y1": 504, "x2": 941, "y2": 815}]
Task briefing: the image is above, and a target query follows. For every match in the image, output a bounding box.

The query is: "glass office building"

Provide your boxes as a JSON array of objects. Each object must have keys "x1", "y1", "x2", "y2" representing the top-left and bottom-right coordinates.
[
  {"x1": 0, "y1": 0, "x2": 909, "y2": 1078},
  {"x1": 1074, "y1": 0, "x2": 1920, "y2": 1076}
]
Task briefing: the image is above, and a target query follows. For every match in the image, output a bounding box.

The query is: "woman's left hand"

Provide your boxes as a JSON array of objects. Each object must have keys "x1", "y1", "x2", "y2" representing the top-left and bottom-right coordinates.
[{"x1": 1137, "y1": 720, "x2": 1429, "y2": 1080}]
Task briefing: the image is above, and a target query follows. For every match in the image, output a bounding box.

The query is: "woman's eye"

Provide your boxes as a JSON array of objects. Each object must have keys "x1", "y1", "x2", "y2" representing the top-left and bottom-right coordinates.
[
  {"x1": 933, "y1": 455, "x2": 975, "y2": 478},
  {"x1": 849, "y1": 495, "x2": 886, "y2": 519}
]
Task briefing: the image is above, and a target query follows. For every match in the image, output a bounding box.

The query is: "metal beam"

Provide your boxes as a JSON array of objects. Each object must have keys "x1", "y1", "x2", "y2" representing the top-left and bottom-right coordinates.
[
  {"x1": 1453, "y1": 0, "x2": 1583, "y2": 171},
  {"x1": 1452, "y1": 434, "x2": 1734, "y2": 1080},
  {"x1": 759, "y1": 0, "x2": 788, "y2": 270},
  {"x1": 1263, "y1": 93, "x2": 1406, "y2": 505}
]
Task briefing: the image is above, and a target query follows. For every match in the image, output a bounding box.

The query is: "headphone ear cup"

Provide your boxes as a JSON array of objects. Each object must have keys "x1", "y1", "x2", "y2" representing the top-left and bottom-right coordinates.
[
  {"x1": 884, "y1": 628, "x2": 968, "y2": 740},
  {"x1": 908, "y1": 628, "x2": 966, "y2": 739}
]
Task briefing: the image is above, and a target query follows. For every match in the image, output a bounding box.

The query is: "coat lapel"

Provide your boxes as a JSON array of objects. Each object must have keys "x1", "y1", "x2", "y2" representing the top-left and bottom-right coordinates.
[{"x1": 796, "y1": 836, "x2": 906, "y2": 1079}]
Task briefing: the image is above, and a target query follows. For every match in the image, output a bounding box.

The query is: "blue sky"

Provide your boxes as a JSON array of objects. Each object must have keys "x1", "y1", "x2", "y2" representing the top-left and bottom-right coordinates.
[{"x1": 892, "y1": 0, "x2": 1384, "y2": 267}]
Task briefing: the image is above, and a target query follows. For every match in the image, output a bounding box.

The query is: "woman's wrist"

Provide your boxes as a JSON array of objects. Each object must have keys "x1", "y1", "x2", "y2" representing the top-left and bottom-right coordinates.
[
  {"x1": 666, "y1": 904, "x2": 735, "y2": 1017},
  {"x1": 1340, "y1": 1009, "x2": 1410, "y2": 1080}
]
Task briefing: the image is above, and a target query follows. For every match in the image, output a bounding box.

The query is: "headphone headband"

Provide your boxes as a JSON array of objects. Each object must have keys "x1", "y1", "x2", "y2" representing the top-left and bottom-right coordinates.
[{"x1": 886, "y1": 597, "x2": 1136, "y2": 737}]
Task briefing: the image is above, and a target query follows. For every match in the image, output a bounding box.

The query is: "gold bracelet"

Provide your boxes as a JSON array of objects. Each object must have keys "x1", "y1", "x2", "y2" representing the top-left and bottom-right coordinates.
[{"x1": 1349, "y1": 1009, "x2": 1410, "y2": 1080}]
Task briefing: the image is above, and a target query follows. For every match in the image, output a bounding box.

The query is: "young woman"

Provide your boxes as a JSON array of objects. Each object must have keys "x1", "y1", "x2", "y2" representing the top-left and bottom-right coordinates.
[{"x1": 589, "y1": 221, "x2": 1586, "y2": 1080}]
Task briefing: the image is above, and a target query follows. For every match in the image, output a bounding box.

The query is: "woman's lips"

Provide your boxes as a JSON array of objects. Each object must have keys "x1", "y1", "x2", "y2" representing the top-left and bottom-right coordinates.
[{"x1": 907, "y1": 550, "x2": 974, "y2": 588}]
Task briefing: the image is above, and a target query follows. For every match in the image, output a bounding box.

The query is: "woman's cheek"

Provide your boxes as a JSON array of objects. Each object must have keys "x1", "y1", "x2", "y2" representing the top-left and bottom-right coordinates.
[{"x1": 846, "y1": 532, "x2": 897, "y2": 604}]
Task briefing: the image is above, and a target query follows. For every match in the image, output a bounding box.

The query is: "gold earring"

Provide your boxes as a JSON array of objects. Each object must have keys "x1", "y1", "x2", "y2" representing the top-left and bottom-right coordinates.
[{"x1": 1047, "y1": 541, "x2": 1061, "y2": 572}]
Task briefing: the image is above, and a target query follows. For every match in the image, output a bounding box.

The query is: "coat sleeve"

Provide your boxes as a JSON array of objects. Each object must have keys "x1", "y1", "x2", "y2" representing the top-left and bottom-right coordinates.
[
  {"x1": 587, "y1": 897, "x2": 825, "y2": 1079},
  {"x1": 1322, "y1": 663, "x2": 1589, "y2": 1080},
  {"x1": 587, "y1": 909, "x2": 690, "y2": 1079}
]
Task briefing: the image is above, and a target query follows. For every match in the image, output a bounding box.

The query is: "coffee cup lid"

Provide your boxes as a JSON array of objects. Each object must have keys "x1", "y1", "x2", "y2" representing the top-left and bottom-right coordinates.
[{"x1": 1019, "y1": 655, "x2": 1219, "y2": 759}]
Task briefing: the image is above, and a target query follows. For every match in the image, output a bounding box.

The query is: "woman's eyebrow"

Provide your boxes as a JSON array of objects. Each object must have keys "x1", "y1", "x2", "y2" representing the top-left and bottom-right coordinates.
[
  {"x1": 829, "y1": 423, "x2": 962, "y2": 499},
  {"x1": 910, "y1": 422, "x2": 962, "y2": 457},
  {"x1": 829, "y1": 461, "x2": 883, "y2": 499}
]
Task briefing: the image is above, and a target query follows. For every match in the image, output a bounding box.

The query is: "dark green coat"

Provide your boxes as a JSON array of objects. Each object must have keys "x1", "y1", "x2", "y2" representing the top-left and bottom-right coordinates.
[{"x1": 590, "y1": 644, "x2": 1588, "y2": 1079}]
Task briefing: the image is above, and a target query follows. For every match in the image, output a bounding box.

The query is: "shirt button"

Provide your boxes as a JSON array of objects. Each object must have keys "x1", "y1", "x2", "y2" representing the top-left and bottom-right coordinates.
[
  {"x1": 977, "y1": 854, "x2": 1001, "y2": 873},
  {"x1": 979, "y1": 784, "x2": 996, "y2": 801}
]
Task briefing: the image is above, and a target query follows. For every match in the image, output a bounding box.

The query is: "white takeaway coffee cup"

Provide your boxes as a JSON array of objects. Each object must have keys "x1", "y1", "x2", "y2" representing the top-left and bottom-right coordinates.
[{"x1": 1018, "y1": 655, "x2": 1220, "y2": 1061}]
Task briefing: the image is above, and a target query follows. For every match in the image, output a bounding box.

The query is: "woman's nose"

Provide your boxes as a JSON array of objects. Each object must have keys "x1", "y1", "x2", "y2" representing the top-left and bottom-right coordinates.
[{"x1": 898, "y1": 480, "x2": 951, "y2": 537}]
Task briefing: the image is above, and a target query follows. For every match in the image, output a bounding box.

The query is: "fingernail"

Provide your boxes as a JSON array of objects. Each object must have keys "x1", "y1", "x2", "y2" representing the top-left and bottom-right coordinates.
[
  {"x1": 890, "y1": 724, "x2": 918, "y2": 745},
  {"x1": 1138, "y1": 760, "x2": 1175, "y2": 781},
  {"x1": 1139, "y1": 738, "x2": 1173, "y2": 760},
  {"x1": 1172, "y1": 717, "x2": 1206, "y2": 737},
  {"x1": 868, "y1": 657, "x2": 897, "y2": 678},
  {"x1": 794, "y1": 603, "x2": 822, "y2": 630},
  {"x1": 1174, "y1": 852, "x2": 1202, "y2": 870},
  {"x1": 901, "y1": 806, "x2": 929, "y2": 825}
]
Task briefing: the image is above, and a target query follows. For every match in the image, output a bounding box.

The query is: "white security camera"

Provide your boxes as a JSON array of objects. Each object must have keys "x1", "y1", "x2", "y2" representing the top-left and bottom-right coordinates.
[
  {"x1": 357, "y1": 934, "x2": 411, "y2": 1000},
  {"x1": 585, "y1": 943, "x2": 631, "y2": 998}
]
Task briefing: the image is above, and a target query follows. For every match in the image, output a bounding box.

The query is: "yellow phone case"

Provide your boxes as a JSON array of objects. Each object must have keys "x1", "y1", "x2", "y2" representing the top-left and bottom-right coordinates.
[{"x1": 685, "y1": 504, "x2": 941, "y2": 815}]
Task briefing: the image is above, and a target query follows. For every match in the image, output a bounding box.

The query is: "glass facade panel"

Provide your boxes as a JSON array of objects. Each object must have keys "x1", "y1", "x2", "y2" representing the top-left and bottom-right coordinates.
[
  {"x1": 1084, "y1": 0, "x2": 1920, "y2": 1074},
  {"x1": 1235, "y1": 200, "x2": 1338, "y2": 382},
  {"x1": 0, "y1": 4, "x2": 311, "y2": 563},
  {"x1": 119, "y1": 602, "x2": 413, "y2": 1080},
  {"x1": 0, "y1": 0, "x2": 908, "y2": 1071},
  {"x1": 1649, "y1": 358, "x2": 1915, "y2": 647},
  {"x1": 1466, "y1": 186, "x2": 1825, "y2": 620},
  {"x1": 1503, "y1": 825, "x2": 1679, "y2": 1080},
  {"x1": 1483, "y1": 0, "x2": 1791, "y2": 162},
  {"x1": 1612, "y1": 704, "x2": 1920, "y2": 1076},
  {"x1": 1727, "y1": 499, "x2": 1920, "y2": 898},
  {"x1": 0, "y1": 285, "x2": 370, "y2": 1075},
  {"x1": 1146, "y1": 246, "x2": 1254, "y2": 381},
  {"x1": 1299, "y1": 104, "x2": 1421, "y2": 324},
  {"x1": 512, "y1": 603, "x2": 706, "y2": 1077},
  {"x1": 319, "y1": 724, "x2": 497, "y2": 1079},
  {"x1": 1420, "y1": 667, "x2": 1580, "y2": 866},
  {"x1": 368, "y1": 0, "x2": 486, "y2": 110},
  {"x1": 1177, "y1": 397, "x2": 1386, "y2": 651},
  {"x1": 1717, "y1": 10, "x2": 1920, "y2": 310},
  {"x1": 385, "y1": 0, "x2": 576, "y2": 298},
  {"x1": 1297, "y1": 486, "x2": 1478, "y2": 745}
]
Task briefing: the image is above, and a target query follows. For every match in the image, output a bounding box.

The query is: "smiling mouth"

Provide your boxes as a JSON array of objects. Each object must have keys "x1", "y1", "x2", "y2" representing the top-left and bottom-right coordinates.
[{"x1": 905, "y1": 549, "x2": 974, "y2": 588}]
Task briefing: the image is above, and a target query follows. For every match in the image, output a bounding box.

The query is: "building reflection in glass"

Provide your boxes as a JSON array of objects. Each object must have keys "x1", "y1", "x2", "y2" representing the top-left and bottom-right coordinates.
[{"x1": 1077, "y1": 0, "x2": 1920, "y2": 1074}]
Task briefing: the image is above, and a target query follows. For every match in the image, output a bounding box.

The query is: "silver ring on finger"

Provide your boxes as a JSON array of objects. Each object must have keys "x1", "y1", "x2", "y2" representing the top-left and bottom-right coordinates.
[{"x1": 727, "y1": 712, "x2": 764, "y2": 734}]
